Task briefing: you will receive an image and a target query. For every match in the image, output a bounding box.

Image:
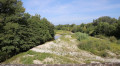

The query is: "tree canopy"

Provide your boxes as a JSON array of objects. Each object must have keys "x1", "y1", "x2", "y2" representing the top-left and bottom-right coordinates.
[
  {"x1": 0, "y1": 0, "x2": 54, "y2": 62},
  {"x1": 55, "y1": 16, "x2": 120, "y2": 38}
]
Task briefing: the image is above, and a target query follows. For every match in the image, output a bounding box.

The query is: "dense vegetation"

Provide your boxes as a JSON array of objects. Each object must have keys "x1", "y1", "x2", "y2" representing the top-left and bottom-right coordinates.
[
  {"x1": 78, "y1": 37, "x2": 111, "y2": 57},
  {"x1": 55, "y1": 16, "x2": 120, "y2": 39},
  {"x1": 0, "y1": 0, "x2": 54, "y2": 62},
  {"x1": 72, "y1": 32, "x2": 120, "y2": 58},
  {"x1": 55, "y1": 16, "x2": 120, "y2": 58},
  {"x1": 78, "y1": 36, "x2": 120, "y2": 58},
  {"x1": 74, "y1": 32, "x2": 88, "y2": 41},
  {"x1": 0, "y1": 0, "x2": 120, "y2": 63}
]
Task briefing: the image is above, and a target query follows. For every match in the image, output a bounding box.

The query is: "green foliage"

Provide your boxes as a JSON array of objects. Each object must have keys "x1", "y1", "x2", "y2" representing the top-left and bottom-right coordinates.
[
  {"x1": 95, "y1": 35, "x2": 107, "y2": 39},
  {"x1": 22, "y1": 51, "x2": 79, "y2": 64},
  {"x1": 93, "y1": 22, "x2": 116, "y2": 36},
  {"x1": 55, "y1": 30, "x2": 71, "y2": 35},
  {"x1": 95, "y1": 35, "x2": 118, "y2": 43},
  {"x1": 4, "y1": 50, "x2": 79, "y2": 64},
  {"x1": 0, "y1": 0, "x2": 120, "y2": 63},
  {"x1": 0, "y1": 0, "x2": 54, "y2": 62},
  {"x1": 78, "y1": 37, "x2": 120, "y2": 57},
  {"x1": 55, "y1": 24, "x2": 75, "y2": 31},
  {"x1": 2, "y1": 52, "x2": 26, "y2": 64},
  {"x1": 78, "y1": 37, "x2": 111, "y2": 57},
  {"x1": 93, "y1": 16, "x2": 117, "y2": 25},
  {"x1": 0, "y1": 0, "x2": 25, "y2": 16},
  {"x1": 99, "y1": 51, "x2": 108, "y2": 57},
  {"x1": 115, "y1": 21, "x2": 120, "y2": 38},
  {"x1": 110, "y1": 44, "x2": 120, "y2": 55},
  {"x1": 75, "y1": 32, "x2": 88, "y2": 41},
  {"x1": 117, "y1": 39, "x2": 120, "y2": 44},
  {"x1": 55, "y1": 17, "x2": 119, "y2": 38},
  {"x1": 55, "y1": 16, "x2": 119, "y2": 39},
  {"x1": 109, "y1": 36, "x2": 117, "y2": 43}
]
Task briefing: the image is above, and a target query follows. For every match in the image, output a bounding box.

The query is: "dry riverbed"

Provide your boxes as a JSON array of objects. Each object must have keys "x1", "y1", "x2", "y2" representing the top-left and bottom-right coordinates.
[
  {"x1": 30, "y1": 34, "x2": 120, "y2": 64},
  {"x1": 3, "y1": 34, "x2": 120, "y2": 64}
]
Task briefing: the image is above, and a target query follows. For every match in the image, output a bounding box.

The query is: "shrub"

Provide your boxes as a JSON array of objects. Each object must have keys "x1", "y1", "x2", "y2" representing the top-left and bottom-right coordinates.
[
  {"x1": 75, "y1": 32, "x2": 89, "y2": 41},
  {"x1": 109, "y1": 36, "x2": 117, "y2": 43},
  {"x1": 110, "y1": 44, "x2": 120, "y2": 54},
  {"x1": 99, "y1": 51, "x2": 109, "y2": 57},
  {"x1": 78, "y1": 38, "x2": 111, "y2": 57},
  {"x1": 95, "y1": 35, "x2": 107, "y2": 39},
  {"x1": 117, "y1": 39, "x2": 120, "y2": 44}
]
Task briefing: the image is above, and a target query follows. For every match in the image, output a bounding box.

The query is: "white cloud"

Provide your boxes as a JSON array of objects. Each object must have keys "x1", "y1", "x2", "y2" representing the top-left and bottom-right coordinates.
[
  {"x1": 22, "y1": 0, "x2": 120, "y2": 25},
  {"x1": 24, "y1": 0, "x2": 120, "y2": 14}
]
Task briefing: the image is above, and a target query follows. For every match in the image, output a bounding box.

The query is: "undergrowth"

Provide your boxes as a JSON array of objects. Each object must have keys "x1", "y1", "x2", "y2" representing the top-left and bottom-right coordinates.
[
  {"x1": 3, "y1": 50, "x2": 79, "y2": 64},
  {"x1": 75, "y1": 32, "x2": 89, "y2": 41},
  {"x1": 78, "y1": 36, "x2": 120, "y2": 58}
]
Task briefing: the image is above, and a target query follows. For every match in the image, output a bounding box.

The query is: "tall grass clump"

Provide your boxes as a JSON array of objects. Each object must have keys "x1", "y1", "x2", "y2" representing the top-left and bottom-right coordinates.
[
  {"x1": 78, "y1": 38, "x2": 111, "y2": 57},
  {"x1": 110, "y1": 44, "x2": 120, "y2": 55},
  {"x1": 95, "y1": 35, "x2": 107, "y2": 39},
  {"x1": 117, "y1": 39, "x2": 120, "y2": 44},
  {"x1": 109, "y1": 36, "x2": 117, "y2": 43},
  {"x1": 75, "y1": 32, "x2": 89, "y2": 41}
]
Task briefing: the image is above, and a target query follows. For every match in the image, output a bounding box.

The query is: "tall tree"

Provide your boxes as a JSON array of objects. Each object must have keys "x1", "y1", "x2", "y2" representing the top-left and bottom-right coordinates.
[
  {"x1": 93, "y1": 16, "x2": 117, "y2": 26},
  {"x1": 0, "y1": 0, "x2": 55, "y2": 62}
]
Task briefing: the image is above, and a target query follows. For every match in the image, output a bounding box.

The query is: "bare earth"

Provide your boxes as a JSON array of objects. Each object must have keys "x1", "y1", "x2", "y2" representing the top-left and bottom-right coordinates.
[{"x1": 31, "y1": 34, "x2": 120, "y2": 64}]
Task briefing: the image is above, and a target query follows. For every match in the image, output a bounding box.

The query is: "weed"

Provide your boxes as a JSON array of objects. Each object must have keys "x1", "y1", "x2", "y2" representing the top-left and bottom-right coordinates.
[{"x1": 75, "y1": 32, "x2": 89, "y2": 41}]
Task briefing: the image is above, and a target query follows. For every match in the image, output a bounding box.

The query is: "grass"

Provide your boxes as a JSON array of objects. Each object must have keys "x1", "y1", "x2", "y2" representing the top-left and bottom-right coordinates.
[
  {"x1": 3, "y1": 30, "x2": 79, "y2": 64},
  {"x1": 3, "y1": 31, "x2": 120, "y2": 64},
  {"x1": 3, "y1": 50, "x2": 79, "y2": 64},
  {"x1": 74, "y1": 32, "x2": 89, "y2": 41},
  {"x1": 78, "y1": 36, "x2": 120, "y2": 58},
  {"x1": 110, "y1": 44, "x2": 120, "y2": 55},
  {"x1": 85, "y1": 59, "x2": 103, "y2": 64},
  {"x1": 117, "y1": 39, "x2": 120, "y2": 44},
  {"x1": 2, "y1": 52, "x2": 26, "y2": 64},
  {"x1": 78, "y1": 37, "x2": 110, "y2": 57},
  {"x1": 54, "y1": 34, "x2": 70, "y2": 43},
  {"x1": 22, "y1": 50, "x2": 79, "y2": 64},
  {"x1": 95, "y1": 35, "x2": 118, "y2": 43},
  {"x1": 55, "y1": 30, "x2": 75, "y2": 43},
  {"x1": 55, "y1": 30, "x2": 71, "y2": 35},
  {"x1": 60, "y1": 35, "x2": 70, "y2": 42}
]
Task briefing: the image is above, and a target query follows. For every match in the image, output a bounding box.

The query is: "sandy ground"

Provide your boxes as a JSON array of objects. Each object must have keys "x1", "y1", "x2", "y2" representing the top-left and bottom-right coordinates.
[{"x1": 31, "y1": 34, "x2": 120, "y2": 63}]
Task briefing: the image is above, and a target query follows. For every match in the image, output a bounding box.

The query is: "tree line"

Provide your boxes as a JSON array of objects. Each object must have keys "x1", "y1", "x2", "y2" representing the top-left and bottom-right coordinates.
[
  {"x1": 0, "y1": 0, "x2": 54, "y2": 62},
  {"x1": 55, "y1": 16, "x2": 120, "y2": 38}
]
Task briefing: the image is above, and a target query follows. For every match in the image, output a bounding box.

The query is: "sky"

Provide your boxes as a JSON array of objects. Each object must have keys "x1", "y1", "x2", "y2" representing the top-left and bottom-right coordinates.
[{"x1": 22, "y1": 0, "x2": 120, "y2": 25}]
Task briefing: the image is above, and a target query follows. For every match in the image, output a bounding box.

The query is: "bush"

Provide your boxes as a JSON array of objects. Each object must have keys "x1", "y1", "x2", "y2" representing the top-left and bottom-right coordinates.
[
  {"x1": 109, "y1": 36, "x2": 117, "y2": 43},
  {"x1": 117, "y1": 39, "x2": 120, "y2": 44},
  {"x1": 75, "y1": 32, "x2": 89, "y2": 41},
  {"x1": 78, "y1": 38, "x2": 111, "y2": 57},
  {"x1": 95, "y1": 35, "x2": 107, "y2": 39},
  {"x1": 99, "y1": 51, "x2": 109, "y2": 57},
  {"x1": 110, "y1": 44, "x2": 120, "y2": 54}
]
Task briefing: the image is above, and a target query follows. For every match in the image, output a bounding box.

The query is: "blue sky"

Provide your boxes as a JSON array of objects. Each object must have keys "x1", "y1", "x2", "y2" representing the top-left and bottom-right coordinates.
[{"x1": 22, "y1": 0, "x2": 120, "y2": 25}]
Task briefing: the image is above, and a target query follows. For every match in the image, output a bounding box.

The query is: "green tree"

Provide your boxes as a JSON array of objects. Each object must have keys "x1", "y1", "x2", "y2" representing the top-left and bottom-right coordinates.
[
  {"x1": 93, "y1": 16, "x2": 117, "y2": 26},
  {"x1": 0, "y1": 0, "x2": 54, "y2": 62},
  {"x1": 93, "y1": 22, "x2": 116, "y2": 36},
  {"x1": 0, "y1": 0, "x2": 25, "y2": 62},
  {"x1": 116, "y1": 20, "x2": 120, "y2": 38}
]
